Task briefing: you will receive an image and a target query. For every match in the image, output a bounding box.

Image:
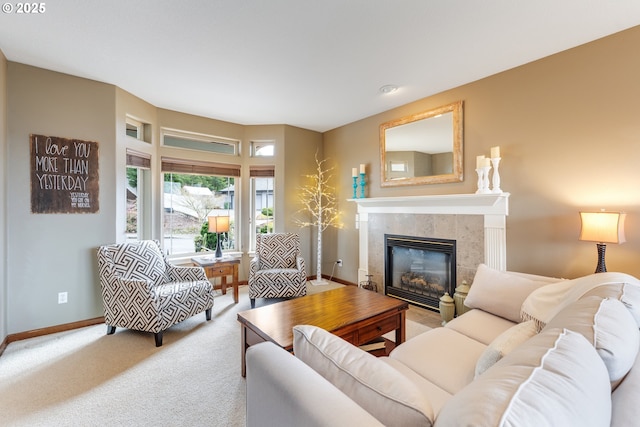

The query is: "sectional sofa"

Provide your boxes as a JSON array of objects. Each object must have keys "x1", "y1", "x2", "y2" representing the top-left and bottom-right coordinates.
[{"x1": 245, "y1": 265, "x2": 640, "y2": 426}]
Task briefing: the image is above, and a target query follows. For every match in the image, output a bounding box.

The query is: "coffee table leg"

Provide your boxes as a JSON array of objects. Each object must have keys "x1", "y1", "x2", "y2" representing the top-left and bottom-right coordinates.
[
  {"x1": 241, "y1": 324, "x2": 247, "y2": 377},
  {"x1": 395, "y1": 310, "x2": 406, "y2": 344}
]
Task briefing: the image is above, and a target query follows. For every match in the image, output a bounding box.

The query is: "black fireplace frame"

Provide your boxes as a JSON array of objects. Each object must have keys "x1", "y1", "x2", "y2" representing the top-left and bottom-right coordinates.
[{"x1": 384, "y1": 234, "x2": 456, "y2": 312}]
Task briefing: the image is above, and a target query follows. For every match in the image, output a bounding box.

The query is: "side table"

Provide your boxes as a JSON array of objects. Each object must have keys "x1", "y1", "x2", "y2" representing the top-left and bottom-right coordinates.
[{"x1": 191, "y1": 256, "x2": 240, "y2": 303}]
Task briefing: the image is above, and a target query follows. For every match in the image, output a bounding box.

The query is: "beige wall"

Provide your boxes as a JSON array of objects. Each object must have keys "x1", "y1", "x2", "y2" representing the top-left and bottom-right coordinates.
[{"x1": 325, "y1": 25, "x2": 640, "y2": 281}]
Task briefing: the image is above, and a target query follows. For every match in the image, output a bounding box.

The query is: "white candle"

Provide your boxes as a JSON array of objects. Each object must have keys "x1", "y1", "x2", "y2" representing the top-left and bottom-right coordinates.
[
  {"x1": 476, "y1": 155, "x2": 485, "y2": 169},
  {"x1": 360, "y1": 164, "x2": 366, "y2": 174},
  {"x1": 483, "y1": 157, "x2": 491, "y2": 168},
  {"x1": 491, "y1": 146, "x2": 500, "y2": 158},
  {"x1": 352, "y1": 167, "x2": 358, "y2": 178}
]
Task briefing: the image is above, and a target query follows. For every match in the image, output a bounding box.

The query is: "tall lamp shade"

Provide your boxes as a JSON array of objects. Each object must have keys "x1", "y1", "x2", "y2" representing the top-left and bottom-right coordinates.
[
  {"x1": 579, "y1": 211, "x2": 626, "y2": 273},
  {"x1": 208, "y1": 216, "x2": 230, "y2": 258}
]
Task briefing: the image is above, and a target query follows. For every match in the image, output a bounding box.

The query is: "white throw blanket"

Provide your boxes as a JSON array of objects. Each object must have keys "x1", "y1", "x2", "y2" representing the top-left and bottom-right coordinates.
[{"x1": 521, "y1": 272, "x2": 640, "y2": 330}]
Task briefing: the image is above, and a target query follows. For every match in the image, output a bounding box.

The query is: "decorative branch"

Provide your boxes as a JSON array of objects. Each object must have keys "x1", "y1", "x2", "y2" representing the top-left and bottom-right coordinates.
[{"x1": 294, "y1": 153, "x2": 342, "y2": 284}]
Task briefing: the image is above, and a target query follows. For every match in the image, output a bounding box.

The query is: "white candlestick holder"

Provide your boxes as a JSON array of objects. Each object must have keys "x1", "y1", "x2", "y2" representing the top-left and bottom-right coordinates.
[
  {"x1": 491, "y1": 157, "x2": 502, "y2": 193},
  {"x1": 482, "y1": 165, "x2": 491, "y2": 193},
  {"x1": 475, "y1": 166, "x2": 492, "y2": 194},
  {"x1": 475, "y1": 168, "x2": 484, "y2": 194}
]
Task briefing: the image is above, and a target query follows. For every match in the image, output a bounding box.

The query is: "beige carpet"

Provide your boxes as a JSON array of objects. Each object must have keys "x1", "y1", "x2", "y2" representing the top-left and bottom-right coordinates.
[{"x1": 0, "y1": 283, "x2": 431, "y2": 426}]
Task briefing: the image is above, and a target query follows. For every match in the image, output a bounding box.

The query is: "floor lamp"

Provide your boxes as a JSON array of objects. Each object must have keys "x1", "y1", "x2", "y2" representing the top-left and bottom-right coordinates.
[
  {"x1": 208, "y1": 215, "x2": 230, "y2": 258},
  {"x1": 579, "y1": 211, "x2": 626, "y2": 273}
]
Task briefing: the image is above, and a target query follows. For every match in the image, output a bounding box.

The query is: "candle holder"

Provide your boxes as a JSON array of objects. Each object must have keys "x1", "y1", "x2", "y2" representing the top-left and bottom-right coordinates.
[
  {"x1": 482, "y1": 165, "x2": 491, "y2": 193},
  {"x1": 475, "y1": 167, "x2": 492, "y2": 194},
  {"x1": 491, "y1": 157, "x2": 502, "y2": 193},
  {"x1": 475, "y1": 168, "x2": 484, "y2": 194},
  {"x1": 352, "y1": 176, "x2": 358, "y2": 199},
  {"x1": 359, "y1": 173, "x2": 366, "y2": 198}
]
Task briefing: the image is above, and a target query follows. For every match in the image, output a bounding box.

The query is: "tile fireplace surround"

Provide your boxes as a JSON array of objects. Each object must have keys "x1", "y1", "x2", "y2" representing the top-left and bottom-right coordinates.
[{"x1": 350, "y1": 193, "x2": 510, "y2": 291}]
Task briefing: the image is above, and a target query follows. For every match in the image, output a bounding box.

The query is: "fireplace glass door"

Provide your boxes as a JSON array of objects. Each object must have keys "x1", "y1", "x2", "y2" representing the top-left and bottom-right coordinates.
[{"x1": 384, "y1": 234, "x2": 456, "y2": 311}]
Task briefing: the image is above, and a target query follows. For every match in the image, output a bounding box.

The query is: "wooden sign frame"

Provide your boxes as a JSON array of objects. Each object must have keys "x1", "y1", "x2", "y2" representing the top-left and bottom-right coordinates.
[{"x1": 30, "y1": 134, "x2": 100, "y2": 214}]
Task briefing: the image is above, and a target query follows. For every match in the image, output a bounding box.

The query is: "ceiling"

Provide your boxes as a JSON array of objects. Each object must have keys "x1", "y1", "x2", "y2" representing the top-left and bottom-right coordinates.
[{"x1": 1, "y1": 1, "x2": 639, "y2": 133}]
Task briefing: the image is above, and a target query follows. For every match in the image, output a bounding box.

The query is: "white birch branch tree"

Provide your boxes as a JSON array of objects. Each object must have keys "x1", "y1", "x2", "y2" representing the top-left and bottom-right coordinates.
[{"x1": 295, "y1": 153, "x2": 342, "y2": 285}]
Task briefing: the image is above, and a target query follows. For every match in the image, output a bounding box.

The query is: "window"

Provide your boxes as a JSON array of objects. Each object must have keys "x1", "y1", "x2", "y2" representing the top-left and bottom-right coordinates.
[
  {"x1": 126, "y1": 149, "x2": 151, "y2": 241},
  {"x1": 250, "y1": 165, "x2": 275, "y2": 250},
  {"x1": 126, "y1": 116, "x2": 151, "y2": 143},
  {"x1": 162, "y1": 157, "x2": 240, "y2": 256},
  {"x1": 251, "y1": 141, "x2": 275, "y2": 157},
  {"x1": 162, "y1": 129, "x2": 239, "y2": 155}
]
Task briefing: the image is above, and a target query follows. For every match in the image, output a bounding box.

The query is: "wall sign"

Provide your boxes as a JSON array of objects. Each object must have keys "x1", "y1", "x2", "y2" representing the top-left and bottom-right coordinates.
[{"x1": 30, "y1": 134, "x2": 99, "y2": 214}]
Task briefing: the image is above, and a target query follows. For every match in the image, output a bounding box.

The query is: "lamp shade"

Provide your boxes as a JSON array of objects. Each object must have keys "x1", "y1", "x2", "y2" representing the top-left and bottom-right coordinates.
[
  {"x1": 208, "y1": 216, "x2": 230, "y2": 233},
  {"x1": 579, "y1": 211, "x2": 626, "y2": 244}
]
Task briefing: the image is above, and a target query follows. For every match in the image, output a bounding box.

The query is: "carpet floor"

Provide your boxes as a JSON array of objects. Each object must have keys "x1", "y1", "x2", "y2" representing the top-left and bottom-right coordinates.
[{"x1": 0, "y1": 283, "x2": 434, "y2": 426}]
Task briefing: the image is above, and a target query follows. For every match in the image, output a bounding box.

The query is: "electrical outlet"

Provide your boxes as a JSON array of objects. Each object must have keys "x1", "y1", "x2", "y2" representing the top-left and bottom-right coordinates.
[
  {"x1": 336, "y1": 259, "x2": 343, "y2": 267},
  {"x1": 58, "y1": 292, "x2": 68, "y2": 304}
]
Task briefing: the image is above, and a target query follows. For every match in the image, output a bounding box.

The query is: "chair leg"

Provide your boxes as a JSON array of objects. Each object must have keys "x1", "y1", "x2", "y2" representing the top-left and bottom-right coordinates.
[
  {"x1": 250, "y1": 298, "x2": 255, "y2": 308},
  {"x1": 154, "y1": 331, "x2": 163, "y2": 347},
  {"x1": 106, "y1": 325, "x2": 116, "y2": 335},
  {"x1": 205, "y1": 308, "x2": 212, "y2": 321}
]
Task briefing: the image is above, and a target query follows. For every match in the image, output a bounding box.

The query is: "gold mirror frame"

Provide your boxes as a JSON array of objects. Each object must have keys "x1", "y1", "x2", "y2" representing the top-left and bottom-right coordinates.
[{"x1": 380, "y1": 100, "x2": 463, "y2": 187}]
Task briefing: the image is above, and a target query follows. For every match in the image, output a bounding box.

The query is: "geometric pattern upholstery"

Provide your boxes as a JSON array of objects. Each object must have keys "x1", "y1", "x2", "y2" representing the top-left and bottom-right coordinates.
[
  {"x1": 97, "y1": 240, "x2": 214, "y2": 346},
  {"x1": 248, "y1": 233, "x2": 307, "y2": 308}
]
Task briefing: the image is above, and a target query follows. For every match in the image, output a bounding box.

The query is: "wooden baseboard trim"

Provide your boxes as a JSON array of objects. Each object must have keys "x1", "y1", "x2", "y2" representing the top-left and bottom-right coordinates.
[
  {"x1": 320, "y1": 274, "x2": 356, "y2": 287},
  {"x1": 1, "y1": 317, "x2": 105, "y2": 357}
]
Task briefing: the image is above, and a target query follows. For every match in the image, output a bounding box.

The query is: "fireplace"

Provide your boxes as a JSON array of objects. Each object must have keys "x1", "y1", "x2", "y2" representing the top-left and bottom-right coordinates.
[{"x1": 384, "y1": 234, "x2": 456, "y2": 312}]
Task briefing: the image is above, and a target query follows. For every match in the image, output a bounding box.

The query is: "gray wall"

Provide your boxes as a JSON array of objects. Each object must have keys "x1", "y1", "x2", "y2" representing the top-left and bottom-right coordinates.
[{"x1": 6, "y1": 63, "x2": 117, "y2": 333}]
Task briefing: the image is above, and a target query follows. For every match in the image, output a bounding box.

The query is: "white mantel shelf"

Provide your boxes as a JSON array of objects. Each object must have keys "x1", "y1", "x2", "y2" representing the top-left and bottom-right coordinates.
[
  {"x1": 350, "y1": 193, "x2": 510, "y2": 280},
  {"x1": 348, "y1": 193, "x2": 510, "y2": 216}
]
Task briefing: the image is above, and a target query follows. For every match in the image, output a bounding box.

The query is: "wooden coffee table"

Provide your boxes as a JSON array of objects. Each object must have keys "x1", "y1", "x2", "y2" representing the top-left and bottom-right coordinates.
[{"x1": 237, "y1": 286, "x2": 408, "y2": 376}]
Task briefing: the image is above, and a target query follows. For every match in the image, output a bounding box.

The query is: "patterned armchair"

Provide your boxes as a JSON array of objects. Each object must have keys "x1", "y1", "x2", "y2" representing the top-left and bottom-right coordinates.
[
  {"x1": 249, "y1": 233, "x2": 307, "y2": 308},
  {"x1": 97, "y1": 240, "x2": 215, "y2": 346}
]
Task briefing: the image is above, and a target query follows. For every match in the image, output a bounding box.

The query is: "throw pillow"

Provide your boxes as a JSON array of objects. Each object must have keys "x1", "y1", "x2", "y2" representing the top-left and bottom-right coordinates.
[
  {"x1": 464, "y1": 264, "x2": 560, "y2": 323},
  {"x1": 583, "y1": 283, "x2": 640, "y2": 327},
  {"x1": 293, "y1": 325, "x2": 434, "y2": 427},
  {"x1": 543, "y1": 296, "x2": 639, "y2": 386},
  {"x1": 435, "y1": 328, "x2": 612, "y2": 427},
  {"x1": 474, "y1": 320, "x2": 537, "y2": 378}
]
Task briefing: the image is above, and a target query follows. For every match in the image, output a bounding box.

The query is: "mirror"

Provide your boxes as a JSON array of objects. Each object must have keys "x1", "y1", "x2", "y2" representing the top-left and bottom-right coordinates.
[{"x1": 380, "y1": 101, "x2": 463, "y2": 187}]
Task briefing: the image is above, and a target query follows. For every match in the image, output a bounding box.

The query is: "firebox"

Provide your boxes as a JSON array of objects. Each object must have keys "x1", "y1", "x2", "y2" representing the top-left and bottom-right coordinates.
[{"x1": 384, "y1": 234, "x2": 456, "y2": 312}]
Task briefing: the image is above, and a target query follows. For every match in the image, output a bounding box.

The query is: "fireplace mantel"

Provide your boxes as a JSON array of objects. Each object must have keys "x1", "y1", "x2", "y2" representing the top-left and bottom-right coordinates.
[
  {"x1": 348, "y1": 193, "x2": 509, "y2": 216},
  {"x1": 349, "y1": 193, "x2": 510, "y2": 283}
]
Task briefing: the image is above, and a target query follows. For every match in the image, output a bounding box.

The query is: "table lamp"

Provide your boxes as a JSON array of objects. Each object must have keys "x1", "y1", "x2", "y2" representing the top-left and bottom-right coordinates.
[
  {"x1": 208, "y1": 215, "x2": 230, "y2": 258},
  {"x1": 579, "y1": 211, "x2": 626, "y2": 273}
]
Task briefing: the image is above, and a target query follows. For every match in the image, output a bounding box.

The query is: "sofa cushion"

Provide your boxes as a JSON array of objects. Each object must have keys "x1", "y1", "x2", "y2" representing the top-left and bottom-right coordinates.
[
  {"x1": 464, "y1": 264, "x2": 560, "y2": 323},
  {"x1": 381, "y1": 358, "x2": 453, "y2": 417},
  {"x1": 474, "y1": 320, "x2": 537, "y2": 378},
  {"x1": 445, "y1": 308, "x2": 516, "y2": 345},
  {"x1": 543, "y1": 296, "x2": 639, "y2": 385},
  {"x1": 293, "y1": 325, "x2": 434, "y2": 427},
  {"x1": 389, "y1": 327, "x2": 486, "y2": 394},
  {"x1": 435, "y1": 328, "x2": 612, "y2": 427},
  {"x1": 611, "y1": 342, "x2": 640, "y2": 427}
]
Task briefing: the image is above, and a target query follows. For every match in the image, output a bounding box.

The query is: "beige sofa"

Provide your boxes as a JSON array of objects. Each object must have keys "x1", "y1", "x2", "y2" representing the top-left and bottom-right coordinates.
[{"x1": 245, "y1": 266, "x2": 640, "y2": 427}]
